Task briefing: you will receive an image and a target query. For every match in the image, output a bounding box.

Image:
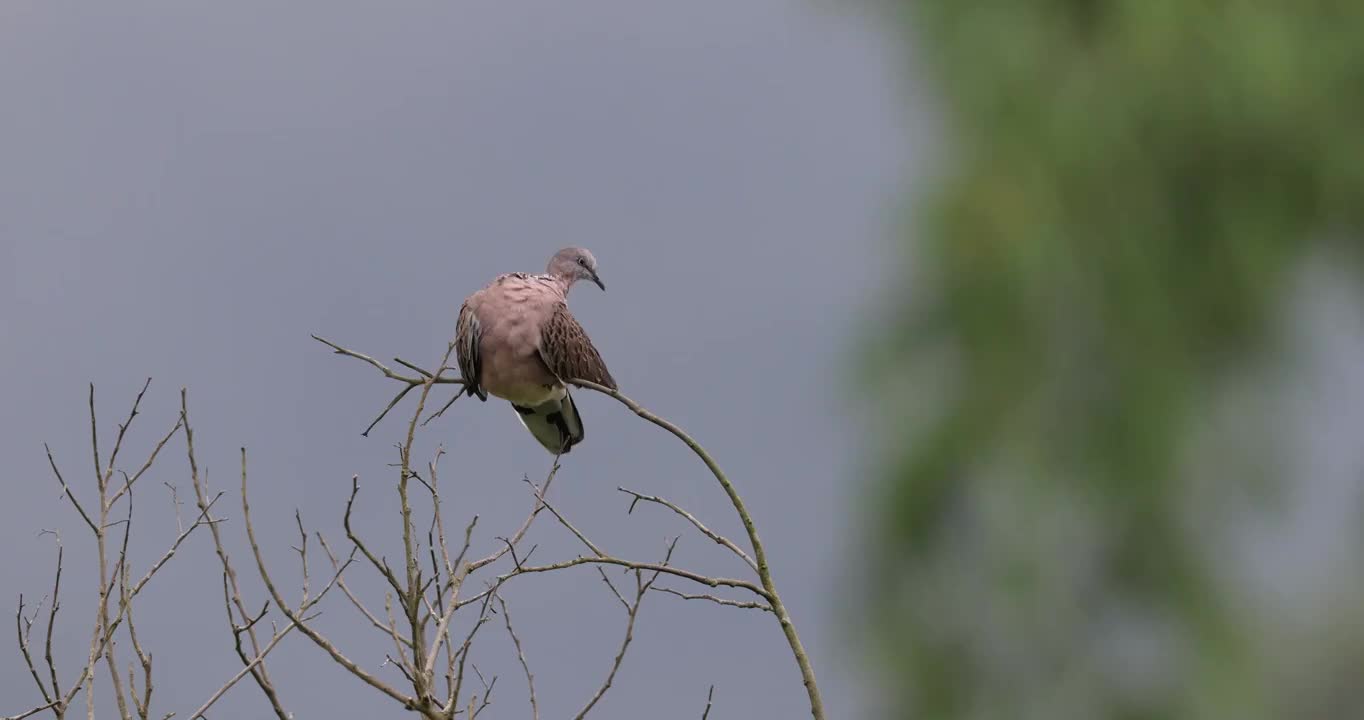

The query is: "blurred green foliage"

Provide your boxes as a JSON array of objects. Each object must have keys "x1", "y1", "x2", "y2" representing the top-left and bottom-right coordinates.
[{"x1": 867, "y1": 2, "x2": 1364, "y2": 718}]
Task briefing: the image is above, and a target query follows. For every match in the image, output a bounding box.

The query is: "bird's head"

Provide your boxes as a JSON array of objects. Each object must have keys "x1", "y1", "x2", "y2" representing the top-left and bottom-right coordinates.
[{"x1": 547, "y1": 247, "x2": 605, "y2": 292}]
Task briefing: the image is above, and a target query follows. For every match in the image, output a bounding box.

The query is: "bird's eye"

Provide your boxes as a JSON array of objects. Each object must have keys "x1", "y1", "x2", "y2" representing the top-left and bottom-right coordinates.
[{"x1": 577, "y1": 257, "x2": 588, "y2": 266}]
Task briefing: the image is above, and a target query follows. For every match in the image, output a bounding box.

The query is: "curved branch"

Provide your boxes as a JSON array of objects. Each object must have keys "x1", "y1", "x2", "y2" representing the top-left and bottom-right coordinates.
[{"x1": 569, "y1": 379, "x2": 824, "y2": 720}]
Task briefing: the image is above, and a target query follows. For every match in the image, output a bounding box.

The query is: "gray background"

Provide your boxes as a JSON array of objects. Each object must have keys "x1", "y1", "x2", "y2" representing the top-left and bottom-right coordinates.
[{"x1": 0, "y1": 2, "x2": 915, "y2": 717}]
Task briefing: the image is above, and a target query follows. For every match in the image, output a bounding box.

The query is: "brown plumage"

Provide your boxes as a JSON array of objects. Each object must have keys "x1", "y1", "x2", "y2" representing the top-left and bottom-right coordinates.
[
  {"x1": 454, "y1": 248, "x2": 614, "y2": 454},
  {"x1": 539, "y1": 302, "x2": 616, "y2": 390}
]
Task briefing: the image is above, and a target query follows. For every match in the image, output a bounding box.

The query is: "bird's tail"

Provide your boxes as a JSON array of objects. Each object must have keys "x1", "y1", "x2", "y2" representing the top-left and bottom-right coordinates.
[{"x1": 510, "y1": 391, "x2": 584, "y2": 455}]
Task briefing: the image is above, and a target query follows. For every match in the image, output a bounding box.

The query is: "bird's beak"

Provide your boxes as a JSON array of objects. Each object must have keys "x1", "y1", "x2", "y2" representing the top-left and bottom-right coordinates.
[{"x1": 591, "y1": 273, "x2": 606, "y2": 291}]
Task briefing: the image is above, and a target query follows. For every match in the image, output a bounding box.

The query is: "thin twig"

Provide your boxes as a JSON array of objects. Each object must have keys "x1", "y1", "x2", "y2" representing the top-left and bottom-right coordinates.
[
  {"x1": 467, "y1": 666, "x2": 496, "y2": 719},
  {"x1": 394, "y1": 345, "x2": 457, "y2": 705},
  {"x1": 43, "y1": 538, "x2": 62, "y2": 704},
  {"x1": 240, "y1": 448, "x2": 416, "y2": 708},
  {"x1": 46, "y1": 445, "x2": 96, "y2": 534},
  {"x1": 192, "y1": 553, "x2": 350, "y2": 719},
  {"x1": 312, "y1": 335, "x2": 461, "y2": 387},
  {"x1": 497, "y1": 596, "x2": 537, "y2": 720},
  {"x1": 94, "y1": 388, "x2": 134, "y2": 720},
  {"x1": 446, "y1": 588, "x2": 499, "y2": 716},
  {"x1": 294, "y1": 511, "x2": 312, "y2": 607},
  {"x1": 187, "y1": 621, "x2": 296, "y2": 720},
  {"x1": 525, "y1": 478, "x2": 603, "y2": 558},
  {"x1": 422, "y1": 563, "x2": 471, "y2": 692},
  {"x1": 102, "y1": 379, "x2": 153, "y2": 488},
  {"x1": 420, "y1": 393, "x2": 461, "y2": 427},
  {"x1": 653, "y1": 586, "x2": 773, "y2": 612},
  {"x1": 363, "y1": 385, "x2": 415, "y2": 438},
  {"x1": 183, "y1": 388, "x2": 291, "y2": 719},
  {"x1": 107, "y1": 417, "x2": 184, "y2": 508},
  {"x1": 574, "y1": 539, "x2": 676, "y2": 719},
  {"x1": 595, "y1": 568, "x2": 630, "y2": 612},
  {"x1": 467, "y1": 464, "x2": 560, "y2": 573},
  {"x1": 343, "y1": 477, "x2": 405, "y2": 599},
  {"x1": 118, "y1": 482, "x2": 155, "y2": 719},
  {"x1": 393, "y1": 357, "x2": 434, "y2": 378},
  {"x1": 15, "y1": 594, "x2": 53, "y2": 707},
  {"x1": 617, "y1": 487, "x2": 757, "y2": 572},
  {"x1": 504, "y1": 556, "x2": 770, "y2": 601},
  {"x1": 318, "y1": 535, "x2": 408, "y2": 648},
  {"x1": 3, "y1": 700, "x2": 60, "y2": 720},
  {"x1": 384, "y1": 593, "x2": 416, "y2": 680},
  {"x1": 127, "y1": 495, "x2": 222, "y2": 597}
]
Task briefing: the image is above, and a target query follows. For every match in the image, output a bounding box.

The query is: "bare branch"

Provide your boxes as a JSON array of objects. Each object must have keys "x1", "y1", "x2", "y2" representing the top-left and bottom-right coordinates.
[
  {"x1": 653, "y1": 586, "x2": 773, "y2": 613},
  {"x1": 239, "y1": 448, "x2": 416, "y2": 709},
  {"x1": 344, "y1": 477, "x2": 405, "y2": 599},
  {"x1": 572, "y1": 378, "x2": 824, "y2": 719},
  {"x1": 420, "y1": 392, "x2": 461, "y2": 427},
  {"x1": 573, "y1": 540, "x2": 676, "y2": 719},
  {"x1": 118, "y1": 483, "x2": 155, "y2": 719},
  {"x1": 393, "y1": 357, "x2": 434, "y2": 379},
  {"x1": 525, "y1": 478, "x2": 603, "y2": 558},
  {"x1": 391, "y1": 344, "x2": 459, "y2": 705},
  {"x1": 88, "y1": 383, "x2": 103, "y2": 494},
  {"x1": 43, "y1": 538, "x2": 63, "y2": 704},
  {"x1": 362, "y1": 385, "x2": 415, "y2": 438},
  {"x1": 595, "y1": 568, "x2": 630, "y2": 613},
  {"x1": 505, "y1": 556, "x2": 770, "y2": 601},
  {"x1": 467, "y1": 464, "x2": 560, "y2": 573},
  {"x1": 446, "y1": 592, "x2": 497, "y2": 717},
  {"x1": 94, "y1": 393, "x2": 133, "y2": 720},
  {"x1": 3, "y1": 700, "x2": 60, "y2": 720},
  {"x1": 192, "y1": 549, "x2": 352, "y2": 720},
  {"x1": 46, "y1": 444, "x2": 97, "y2": 534},
  {"x1": 467, "y1": 666, "x2": 496, "y2": 718},
  {"x1": 103, "y1": 379, "x2": 152, "y2": 483},
  {"x1": 452, "y1": 516, "x2": 477, "y2": 580},
  {"x1": 617, "y1": 487, "x2": 757, "y2": 572},
  {"x1": 497, "y1": 596, "x2": 537, "y2": 720},
  {"x1": 127, "y1": 494, "x2": 222, "y2": 597},
  {"x1": 15, "y1": 594, "x2": 53, "y2": 706},
  {"x1": 312, "y1": 336, "x2": 463, "y2": 387},
  {"x1": 107, "y1": 417, "x2": 183, "y2": 508},
  {"x1": 183, "y1": 388, "x2": 291, "y2": 720},
  {"x1": 187, "y1": 621, "x2": 296, "y2": 720},
  {"x1": 27, "y1": 352, "x2": 809, "y2": 719},
  {"x1": 293, "y1": 511, "x2": 312, "y2": 606},
  {"x1": 195, "y1": 545, "x2": 351, "y2": 720},
  {"x1": 422, "y1": 562, "x2": 471, "y2": 693},
  {"x1": 384, "y1": 593, "x2": 416, "y2": 681},
  {"x1": 424, "y1": 452, "x2": 457, "y2": 586},
  {"x1": 318, "y1": 534, "x2": 408, "y2": 648}
]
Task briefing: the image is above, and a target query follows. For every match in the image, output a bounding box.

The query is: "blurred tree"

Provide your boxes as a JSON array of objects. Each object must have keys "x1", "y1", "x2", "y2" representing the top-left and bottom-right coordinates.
[{"x1": 865, "y1": 2, "x2": 1364, "y2": 718}]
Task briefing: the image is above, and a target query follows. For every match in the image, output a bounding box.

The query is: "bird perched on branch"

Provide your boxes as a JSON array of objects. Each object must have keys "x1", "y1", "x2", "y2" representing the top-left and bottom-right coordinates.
[{"x1": 455, "y1": 247, "x2": 617, "y2": 454}]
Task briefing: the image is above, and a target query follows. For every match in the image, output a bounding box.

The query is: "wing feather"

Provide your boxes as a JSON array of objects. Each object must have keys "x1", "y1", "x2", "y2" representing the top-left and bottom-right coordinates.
[
  {"x1": 538, "y1": 303, "x2": 616, "y2": 390},
  {"x1": 455, "y1": 301, "x2": 487, "y2": 400}
]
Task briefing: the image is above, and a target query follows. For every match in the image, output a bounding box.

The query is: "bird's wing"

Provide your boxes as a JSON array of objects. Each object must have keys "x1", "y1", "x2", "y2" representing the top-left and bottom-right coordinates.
[
  {"x1": 455, "y1": 300, "x2": 487, "y2": 400},
  {"x1": 537, "y1": 302, "x2": 616, "y2": 390}
]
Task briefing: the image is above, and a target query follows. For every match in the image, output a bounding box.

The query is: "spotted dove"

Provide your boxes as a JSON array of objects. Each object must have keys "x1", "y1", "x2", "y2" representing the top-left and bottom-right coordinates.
[{"x1": 455, "y1": 247, "x2": 616, "y2": 454}]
